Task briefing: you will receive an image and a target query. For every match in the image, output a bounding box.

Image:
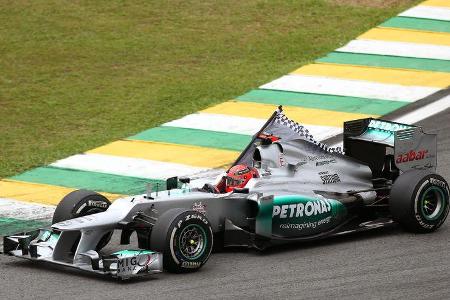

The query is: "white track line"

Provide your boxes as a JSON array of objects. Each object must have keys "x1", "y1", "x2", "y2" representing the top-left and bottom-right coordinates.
[
  {"x1": 260, "y1": 75, "x2": 439, "y2": 102},
  {"x1": 164, "y1": 112, "x2": 341, "y2": 140},
  {"x1": 394, "y1": 94, "x2": 450, "y2": 124},
  {"x1": 0, "y1": 198, "x2": 54, "y2": 220},
  {"x1": 51, "y1": 153, "x2": 210, "y2": 179},
  {"x1": 163, "y1": 113, "x2": 266, "y2": 135},
  {"x1": 336, "y1": 39, "x2": 450, "y2": 61},
  {"x1": 399, "y1": 5, "x2": 450, "y2": 21},
  {"x1": 51, "y1": 115, "x2": 340, "y2": 181}
]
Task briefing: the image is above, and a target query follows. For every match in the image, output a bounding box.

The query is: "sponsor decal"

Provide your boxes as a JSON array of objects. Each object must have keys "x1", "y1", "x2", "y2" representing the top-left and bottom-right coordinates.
[
  {"x1": 117, "y1": 254, "x2": 153, "y2": 275},
  {"x1": 87, "y1": 200, "x2": 108, "y2": 209},
  {"x1": 315, "y1": 159, "x2": 336, "y2": 167},
  {"x1": 306, "y1": 154, "x2": 333, "y2": 161},
  {"x1": 415, "y1": 214, "x2": 435, "y2": 229},
  {"x1": 279, "y1": 153, "x2": 286, "y2": 167},
  {"x1": 181, "y1": 261, "x2": 201, "y2": 268},
  {"x1": 319, "y1": 171, "x2": 340, "y2": 184},
  {"x1": 429, "y1": 178, "x2": 447, "y2": 189},
  {"x1": 396, "y1": 149, "x2": 428, "y2": 164},
  {"x1": 411, "y1": 162, "x2": 434, "y2": 170},
  {"x1": 192, "y1": 202, "x2": 207, "y2": 215},
  {"x1": 280, "y1": 216, "x2": 332, "y2": 230},
  {"x1": 270, "y1": 195, "x2": 347, "y2": 236},
  {"x1": 177, "y1": 213, "x2": 209, "y2": 228},
  {"x1": 272, "y1": 199, "x2": 332, "y2": 219},
  {"x1": 234, "y1": 167, "x2": 250, "y2": 175}
]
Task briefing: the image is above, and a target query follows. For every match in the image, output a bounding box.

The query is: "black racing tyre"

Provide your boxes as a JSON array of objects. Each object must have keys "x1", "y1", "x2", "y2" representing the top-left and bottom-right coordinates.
[
  {"x1": 53, "y1": 189, "x2": 111, "y2": 223},
  {"x1": 390, "y1": 170, "x2": 450, "y2": 233},
  {"x1": 150, "y1": 208, "x2": 213, "y2": 273},
  {"x1": 53, "y1": 189, "x2": 112, "y2": 250}
]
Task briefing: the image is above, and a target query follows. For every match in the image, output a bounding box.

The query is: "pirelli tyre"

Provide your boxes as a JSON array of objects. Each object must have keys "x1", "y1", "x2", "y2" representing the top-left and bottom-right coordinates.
[
  {"x1": 53, "y1": 189, "x2": 112, "y2": 250},
  {"x1": 150, "y1": 208, "x2": 213, "y2": 273},
  {"x1": 390, "y1": 170, "x2": 450, "y2": 233}
]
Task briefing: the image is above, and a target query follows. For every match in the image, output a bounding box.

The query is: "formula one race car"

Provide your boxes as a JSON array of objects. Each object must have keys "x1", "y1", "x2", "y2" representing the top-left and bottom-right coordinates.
[{"x1": 4, "y1": 107, "x2": 449, "y2": 279}]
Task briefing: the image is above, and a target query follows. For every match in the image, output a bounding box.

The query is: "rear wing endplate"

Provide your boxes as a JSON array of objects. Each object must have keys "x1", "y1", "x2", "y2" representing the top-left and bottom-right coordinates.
[
  {"x1": 394, "y1": 127, "x2": 437, "y2": 172},
  {"x1": 344, "y1": 118, "x2": 437, "y2": 172}
]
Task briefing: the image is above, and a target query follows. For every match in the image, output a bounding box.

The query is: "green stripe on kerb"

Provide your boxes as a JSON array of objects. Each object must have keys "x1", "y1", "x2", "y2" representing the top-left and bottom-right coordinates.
[
  {"x1": 0, "y1": 217, "x2": 49, "y2": 236},
  {"x1": 381, "y1": 17, "x2": 450, "y2": 34},
  {"x1": 318, "y1": 52, "x2": 450, "y2": 73},
  {"x1": 10, "y1": 166, "x2": 161, "y2": 195},
  {"x1": 128, "y1": 126, "x2": 251, "y2": 151},
  {"x1": 237, "y1": 89, "x2": 406, "y2": 115}
]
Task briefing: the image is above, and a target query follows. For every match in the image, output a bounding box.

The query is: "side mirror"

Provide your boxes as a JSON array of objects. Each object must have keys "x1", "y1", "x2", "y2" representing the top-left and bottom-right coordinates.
[
  {"x1": 166, "y1": 176, "x2": 178, "y2": 190},
  {"x1": 179, "y1": 177, "x2": 190, "y2": 184}
]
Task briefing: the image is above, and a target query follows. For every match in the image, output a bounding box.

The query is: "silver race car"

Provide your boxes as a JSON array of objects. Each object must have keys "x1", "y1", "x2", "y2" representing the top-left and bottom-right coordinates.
[{"x1": 4, "y1": 108, "x2": 449, "y2": 279}]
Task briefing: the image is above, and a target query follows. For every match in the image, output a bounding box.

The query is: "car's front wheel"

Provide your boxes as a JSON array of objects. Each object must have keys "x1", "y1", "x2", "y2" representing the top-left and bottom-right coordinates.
[
  {"x1": 53, "y1": 189, "x2": 112, "y2": 250},
  {"x1": 150, "y1": 208, "x2": 213, "y2": 273}
]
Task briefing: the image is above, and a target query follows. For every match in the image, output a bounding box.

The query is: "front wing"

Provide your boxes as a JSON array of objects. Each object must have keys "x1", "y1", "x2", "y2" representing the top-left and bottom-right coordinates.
[{"x1": 3, "y1": 229, "x2": 163, "y2": 279}]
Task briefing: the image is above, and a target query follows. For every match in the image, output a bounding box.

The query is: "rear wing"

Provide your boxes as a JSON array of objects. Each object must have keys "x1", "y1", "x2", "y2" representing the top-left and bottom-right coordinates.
[{"x1": 344, "y1": 118, "x2": 437, "y2": 172}]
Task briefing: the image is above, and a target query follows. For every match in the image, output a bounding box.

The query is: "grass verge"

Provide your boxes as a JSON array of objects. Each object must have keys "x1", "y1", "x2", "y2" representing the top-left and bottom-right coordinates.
[{"x1": 0, "y1": 0, "x2": 420, "y2": 178}]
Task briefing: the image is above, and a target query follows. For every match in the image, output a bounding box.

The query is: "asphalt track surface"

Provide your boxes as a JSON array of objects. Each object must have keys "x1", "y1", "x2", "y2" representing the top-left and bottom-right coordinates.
[{"x1": 1, "y1": 109, "x2": 450, "y2": 300}]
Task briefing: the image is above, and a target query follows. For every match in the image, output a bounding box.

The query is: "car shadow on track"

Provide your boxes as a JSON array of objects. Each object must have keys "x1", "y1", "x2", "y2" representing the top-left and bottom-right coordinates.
[{"x1": 220, "y1": 223, "x2": 410, "y2": 256}]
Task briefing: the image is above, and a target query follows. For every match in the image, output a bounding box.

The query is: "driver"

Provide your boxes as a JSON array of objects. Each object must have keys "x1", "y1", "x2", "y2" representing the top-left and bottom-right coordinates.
[
  {"x1": 201, "y1": 164, "x2": 259, "y2": 193},
  {"x1": 223, "y1": 164, "x2": 259, "y2": 193}
]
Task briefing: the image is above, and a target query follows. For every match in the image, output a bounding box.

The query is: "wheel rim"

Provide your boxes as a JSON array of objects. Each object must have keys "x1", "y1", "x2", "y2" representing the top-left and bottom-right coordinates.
[
  {"x1": 178, "y1": 224, "x2": 207, "y2": 260},
  {"x1": 420, "y1": 187, "x2": 445, "y2": 221}
]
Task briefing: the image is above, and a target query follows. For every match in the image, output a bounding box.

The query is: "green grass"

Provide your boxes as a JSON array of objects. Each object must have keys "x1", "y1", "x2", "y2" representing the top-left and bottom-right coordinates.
[{"x1": 0, "y1": 0, "x2": 420, "y2": 178}]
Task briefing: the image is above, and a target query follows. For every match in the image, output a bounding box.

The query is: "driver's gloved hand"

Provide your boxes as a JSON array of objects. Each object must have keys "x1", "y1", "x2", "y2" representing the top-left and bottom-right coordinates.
[{"x1": 202, "y1": 183, "x2": 219, "y2": 194}]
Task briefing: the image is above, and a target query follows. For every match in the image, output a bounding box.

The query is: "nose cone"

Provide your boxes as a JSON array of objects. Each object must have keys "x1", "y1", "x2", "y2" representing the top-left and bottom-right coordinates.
[{"x1": 52, "y1": 211, "x2": 118, "y2": 231}]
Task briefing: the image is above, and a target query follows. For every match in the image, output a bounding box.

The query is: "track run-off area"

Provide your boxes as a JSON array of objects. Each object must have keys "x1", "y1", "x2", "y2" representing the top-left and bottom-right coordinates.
[{"x1": 1, "y1": 0, "x2": 450, "y2": 236}]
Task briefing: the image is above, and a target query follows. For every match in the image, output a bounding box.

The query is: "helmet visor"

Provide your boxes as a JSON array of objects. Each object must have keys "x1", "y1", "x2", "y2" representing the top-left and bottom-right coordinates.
[{"x1": 226, "y1": 176, "x2": 244, "y2": 187}]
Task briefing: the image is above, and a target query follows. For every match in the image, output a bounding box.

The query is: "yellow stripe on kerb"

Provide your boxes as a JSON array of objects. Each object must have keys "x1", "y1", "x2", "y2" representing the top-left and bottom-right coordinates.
[
  {"x1": 202, "y1": 101, "x2": 376, "y2": 128},
  {"x1": 359, "y1": 28, "x2": 450, "y2": 46},
  {"x1": 0, "y1": 179, "x2": 123, "y2": 206},
  {"x1": 87, "y1": 140, "x2": 238, "y2": 168},
  {"x1": 293, "y1": 63, "x2": 450, "y2": 88},
  {"x1": 422, "y1": 0, "x2": 450, "y2": 7}
]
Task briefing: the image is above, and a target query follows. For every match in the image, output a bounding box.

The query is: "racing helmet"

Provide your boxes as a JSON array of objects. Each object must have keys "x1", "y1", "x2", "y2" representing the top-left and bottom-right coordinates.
[{"x1": 225, "y1": 164, "x2": 259, "y2": 193}]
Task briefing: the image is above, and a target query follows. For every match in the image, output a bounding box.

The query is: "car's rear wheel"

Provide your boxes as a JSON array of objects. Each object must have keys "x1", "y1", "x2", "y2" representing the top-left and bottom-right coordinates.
[
  {"x1": 53, "y1": 189, "x2": 112, "y2": 250},
  {"x1": 150, "y1": 208, "x2": 213, "y2": 273},
  {"x1": 390, "y1": 170, "x2": 450, "y2": 233}
]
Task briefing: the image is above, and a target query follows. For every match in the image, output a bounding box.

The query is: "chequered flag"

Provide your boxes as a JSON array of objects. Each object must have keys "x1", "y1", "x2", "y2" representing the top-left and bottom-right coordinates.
[{"x1": 274, "y1": 111, "x2": 343, "y2": 154}]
